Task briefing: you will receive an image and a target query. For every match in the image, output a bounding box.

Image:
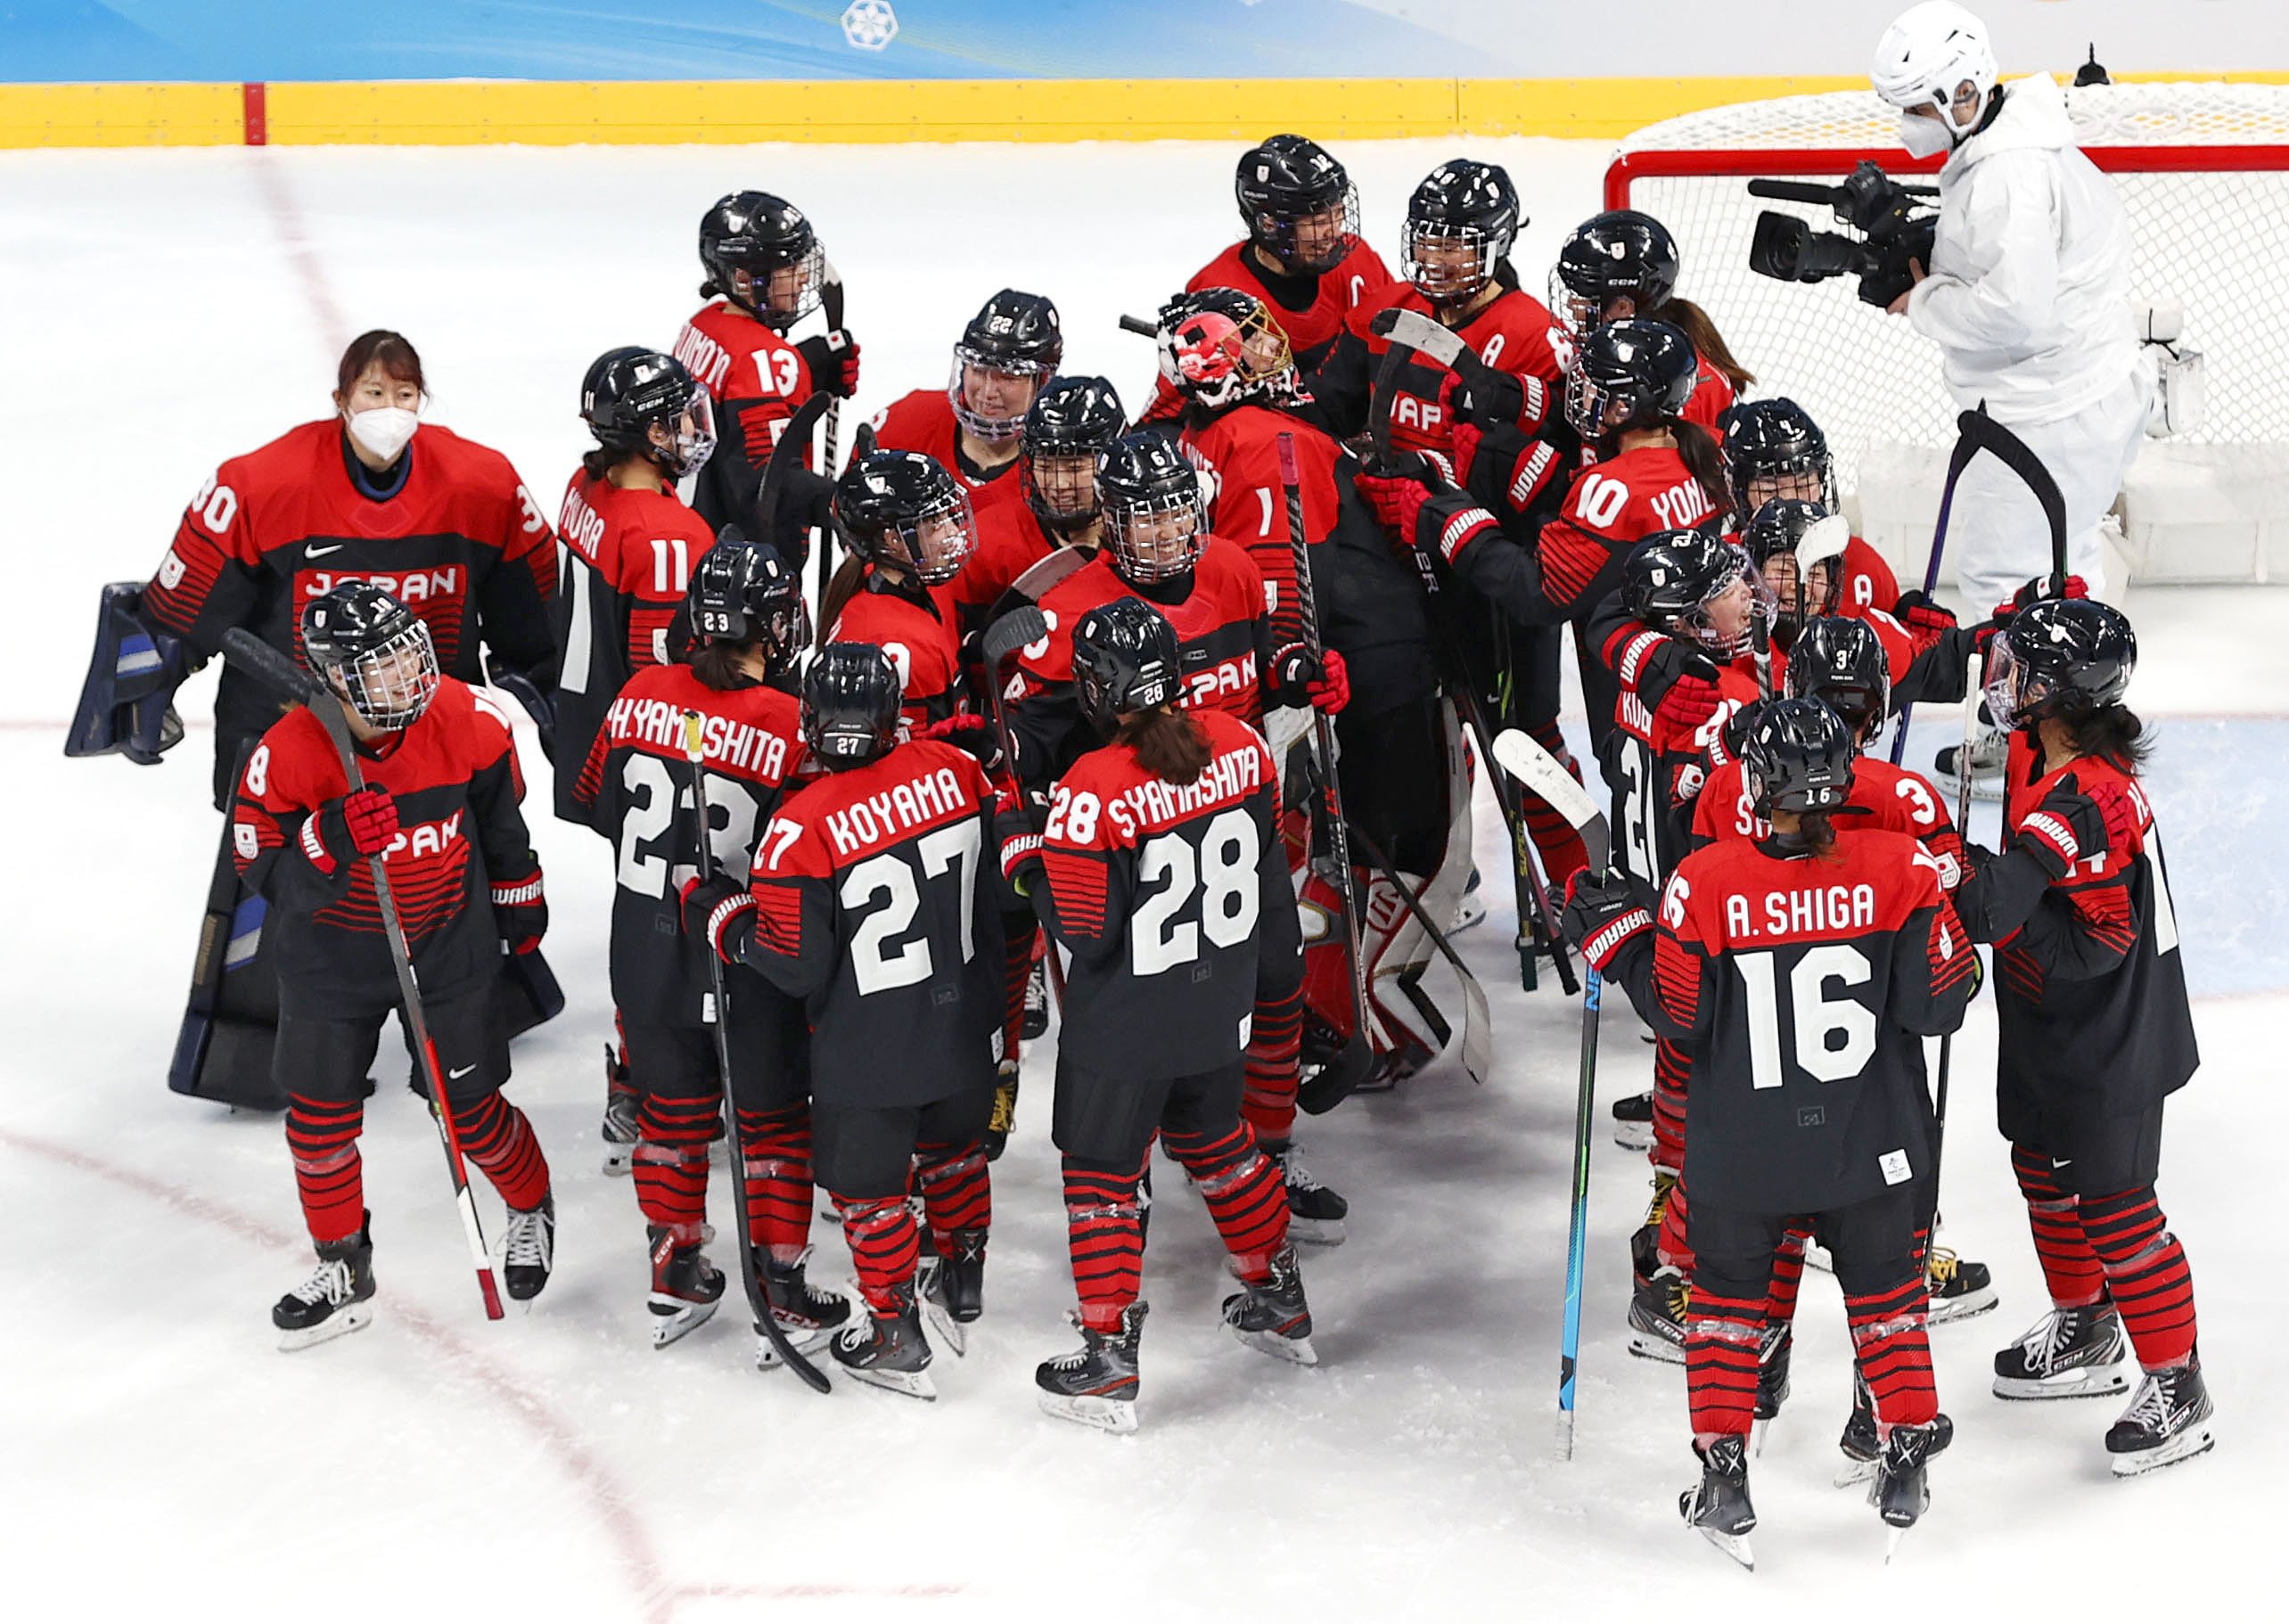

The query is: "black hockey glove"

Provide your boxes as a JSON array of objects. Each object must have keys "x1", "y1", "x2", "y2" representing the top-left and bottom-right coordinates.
[
  {"x1": 678, "y1": 874, "x2": 758, "y2": 964},
  {"x1": 1560, "y1": 869, "x2": 1653, "y2": 972},
  {"x1": 994, "y1": 787, "x2": 1046, "y2": 891},
  {"x1": 490, "y1": 863, "x2": 547, "y2": 955},
  {"x1": 793, "y1": 329, "x2": 861, "y2": 399}
]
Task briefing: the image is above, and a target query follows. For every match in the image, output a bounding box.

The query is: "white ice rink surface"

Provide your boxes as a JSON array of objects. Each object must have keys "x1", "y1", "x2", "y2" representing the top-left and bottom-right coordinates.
[{"x1": 2, "y1": 139, "x2": 2282, "y2": 1620}]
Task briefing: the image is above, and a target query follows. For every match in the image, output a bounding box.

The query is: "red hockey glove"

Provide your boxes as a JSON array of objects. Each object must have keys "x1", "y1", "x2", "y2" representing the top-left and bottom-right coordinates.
[
  {"x1": 2081, "y1": 777, "x2": 2149, "y2": 863},
  {"x1": 1269, "y1": 644, "x2": 1349, "y2": 713},
  {"x1": 1891, "y1": 588, "x2": 1957, "y2": 652},
  {"x1": 1354, "y1": 463, "x2": 1435, "y2": 539},
  {"x1": 490, "y1": 865, "x2": 547, "y2": 955},
  {"x1": 1624, "y1": 635, "x2": 1723, "y2": 734},
  {"x1": 1308, "y1": 647, "x2": 1350, "y2": 715},
  {"x1": 679, "y1": 874, "x2": 758, "y2": 964},
  {"x1": 1990, "y1": 573, "x2": 2089, "y2": 624},
  {"x1": 795, "y1": 330, "x2": 861, "y2": 399},
  {"x1": 303, "y1": 785, "x2": 398, "y2": 876},
  {"x1": 1559, "y1": 869, "x2": 1652, "y2": 972},
  {"x1": 916, "y1": 710, "x2": 1000, "y2": 769},
  {"x1": 2015, "y1": 783, "x2": 2112, "y2": 881}
]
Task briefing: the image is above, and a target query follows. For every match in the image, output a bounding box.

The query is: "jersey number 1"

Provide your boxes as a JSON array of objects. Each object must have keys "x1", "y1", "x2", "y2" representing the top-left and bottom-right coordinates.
[{"x1": 1736, "y1": 945, "x2": 1877, "y2": 1090}]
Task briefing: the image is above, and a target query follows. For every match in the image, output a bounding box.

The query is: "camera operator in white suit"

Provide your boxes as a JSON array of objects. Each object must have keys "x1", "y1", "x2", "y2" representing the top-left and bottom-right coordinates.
[{"x1": 1874, "y1": 3, "x2": 2154, "y2": 786}]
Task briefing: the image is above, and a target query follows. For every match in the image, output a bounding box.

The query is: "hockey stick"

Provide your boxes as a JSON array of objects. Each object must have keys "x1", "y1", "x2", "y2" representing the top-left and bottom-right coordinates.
[
  {"x1": 1117, "y1": 314, "x2": 1157, "y2": 338},
  {"x1": 980, "y1": 603, "x2": 1068, "y2": 1022},
  {"x1": 1886, "y1": 421, "x2": 1980, "y2": 766},
  {"x1": 1489, "y1": 726, "x2": 1615, "y2": 1460},
  {"x1": 220, "y1": 628, "x2": 505, "y2": 1321},
  {"x1": 679, "y1": 712, "x2": 833, "y2": 1393},
  {"x1": 756, "y1": 389, "x2": 835, "y2": 620},
  {"x1": 818, "y1": 262, "x2": 847, "y2": 615},
  {"x1": 1276, "y1": 433, "x2": 1374, "y2": 1108},
  {"x1": 1347, "y1": 823, "x2": 1491, "y2": 1089},
  {"x1": 1928, "y1": 652, "x2": 1981, "y2": 1199}
]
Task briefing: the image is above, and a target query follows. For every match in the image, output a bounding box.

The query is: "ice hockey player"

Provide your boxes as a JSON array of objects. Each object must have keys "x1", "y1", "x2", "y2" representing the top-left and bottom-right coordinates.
[
  {"x1": 946, "y1": 374, "x2": 1126, "y2": 633},
  {"x1": 1564, "y1": 697, "x2": 1975, "y2": 1564},
  {"x1": 873, "y1": 289, "x2": 1061, "y2": 512},
  {"x1": 1010, "y1": 431, "x2": 1350, "y2": 1237},
  {"x1": 1549, "y1": 209, "x2": 1752, "y2": 431},
  {"x1": 573, "y1": 541, "x2": 849, "y2": 1356},
  {"x1": 1134, "y1": 135, "x2": 1395, "y2": 424},
  {"x1": 236, "y1": 584, "x2": 555, "y2": 1349},
  {"x1": 822, "y1": 450, "x2": 980, "y2": 735},
  {"x1": 673, "y1": 191, "x2": 859, "y2": 540},
  {"x1": 1719, "y1": 399, "x2": 1899, "y2": 618},
  {"x1": 1004, "y1": 598, "x2": 1317, "y2": 1431},
  {"x1": 683, "y1": 643, "x2": 1003, "y2": 1398},
  {"x1": 1949, "y1": 597, "x2": 2212, "y2": 1474}
]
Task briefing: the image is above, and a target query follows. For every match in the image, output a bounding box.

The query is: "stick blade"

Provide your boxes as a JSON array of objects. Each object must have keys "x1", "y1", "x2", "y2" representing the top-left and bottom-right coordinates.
[
  {"x1": 1383, "y1": 307, "x2": 1467, "y2": 368},
  {"x1": 1491, "y1": 729, "x2": 1604, "y2": 836},
  {"x1": 1459, "y1": 967, "x2": 1493, "y2": 1087},
  {"x1": 982, "y1": 605, "x2": 1049, "y2": 665}
]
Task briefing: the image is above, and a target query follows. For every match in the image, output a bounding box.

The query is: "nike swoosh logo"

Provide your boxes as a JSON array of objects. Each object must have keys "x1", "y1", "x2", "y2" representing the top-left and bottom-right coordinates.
[
  {"x1": 307, "y1": 543, "x2": 345, "y2": 559},
  {"x1": 2051, "y1": 1157, "x2": 2073, "y2": 1169},
  {"x1": 448, "y1": 1063, "x2": 477, "y2": 1079}
]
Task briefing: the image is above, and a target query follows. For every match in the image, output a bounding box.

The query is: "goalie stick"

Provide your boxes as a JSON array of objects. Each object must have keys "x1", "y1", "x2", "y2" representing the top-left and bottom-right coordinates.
[
  {"x1": 220, "y1": 627, "x2": 505, "y2": 1322},
  {"x1": 678, "y1": 712, "x2": 833, "y2": 1393},
  {"x1": 1490, "y1": 726, "x2": 1615, "y2": 1459},
  {"x1": 1347, "y1": 823, "x2": 1491, "y2": 1090}
]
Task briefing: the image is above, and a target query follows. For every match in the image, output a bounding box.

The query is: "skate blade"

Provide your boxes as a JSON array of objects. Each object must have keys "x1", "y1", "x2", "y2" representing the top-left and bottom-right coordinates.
[
  {"x1": 601, "y1": 1149, "x2": 635, "y2": 1177},
  {"x1": 920, "y1": 1292, "x2": 970, "y2": 1358},
  {"x1": 1229, "y1": 1323, "x2": 1319, "y2": 1366},
  {"x1": 841, "y1": 1363, "x2": 937, "y2": 1401},
  {"x1": 1695, "y1": 1526, "x2": 1754, "y2": 1571},
  {"x1": 1611, "y1": 1123, "x2": 1653, "y2": 1152},
  {"x1": 1927, "y1": 1286, "x2": 1999, "y2": 1325},
  {"x1": 1038, "y1": 1391, "x2": 1138, "y2": 1435},
  {"x1": 1628, "y1": 1333, "x2": 1688, "y2": 1366},
  {"x1": 1834, "y1": 1453, "x2": 1879, "y2": 1489},
  {"x1": 755, "y1": 1321, "x2": 833, "y2": 1370},
  {"x1": 1287, "y1": 1214, "x2": 1348, "y2": 1248},
  {"x1": 2110, "y1": 1424, "x2": 2216, "y2": 1477},
  {"x1": 1752, "y1": 1417, "x2": 1772, "y2": 1457},
  {"x1": 1886, "y1": 1527, "x2": 1909, "y2": 1564},
  {"x1": 1992, "y1": 1361, "x2": 2130, "y2": 1401},
  {"x1": 648, "y1": 1299, "x2": 719, "y2": 1349},
  {"x1": 276, "y1": 1301, "x2": 373, "y2": 1353}
]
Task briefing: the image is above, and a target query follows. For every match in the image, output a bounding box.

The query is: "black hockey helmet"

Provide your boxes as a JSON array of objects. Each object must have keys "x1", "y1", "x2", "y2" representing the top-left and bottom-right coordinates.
[
  {"x1": 950, "y1": 290, "x2": 1063, "y2": 442},
  {"x1": 1621, "y1": 529, "x2": 1752, "y2": 655},
  {"x1": 300, "y1": 582, "x2": 439, "y2": 731},
  {"x1": 1742, "y1": 697, "x2": 1857, "y2": 817},
  {"x1": 1787, "y1": 615, "x2": 1891, "y2": 744},
  {"x1": 1097, "y1": 431, "x2": 1206, "y2": 586},
  {"x1": 833, "y1": 450, "x2": 974, "y2": 586},
  {"x1": 801, "y1": 643, "x2": 903, "y2": 768},
  {"x1": 1720, "y1": 397, "x2": 1836, "y2": 517},
  {"x1": 1156, "y1": 285, "x2": 1295, "y2": 410},
  {"x1": 1742, "y1": 497, "x2": 1848, "y2": 636},
  {"x1": 1235, "y1": 134, "x2": 1360, "y2": 274},
  {"x1": 698, "y1": 191, "x2": 824, "y2": 329},
  {"x1": 580, "y1": 346, "x2": 716, "y2": 478},
  {"x1": 1985, "y1": 597, "x2": 2137, "y2": 729},
  {"x1": 1071, "y1": 597, "x2": 1184, "y2": 737},
  {"x1": 687, "y1": 533, "x2": 808, "y2": 673},
  {"x1": 1552, "y1": 209, "x2": 1681, "y2": 332},
  {"x1": 1564, "y1": 318, "x2": 1696, "y2": 439},
  {"x1": 1402, "y1": 159, "x2": 1521, "y2": 306},
  {"x1": 1021, "y1": 375, "x2": 1126, "y2": 533}
]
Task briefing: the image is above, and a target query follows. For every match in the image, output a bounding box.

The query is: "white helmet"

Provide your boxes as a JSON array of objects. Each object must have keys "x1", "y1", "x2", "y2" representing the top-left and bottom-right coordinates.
[{"x1": 1871, "y1": 1, "x2": 1998, "y2": 133}]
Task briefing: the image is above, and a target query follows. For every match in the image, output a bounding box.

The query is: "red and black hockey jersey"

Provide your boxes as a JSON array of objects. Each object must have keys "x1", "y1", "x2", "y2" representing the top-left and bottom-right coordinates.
[
  {"x1": 1010, "y1": 537, "x2": 1274, "y2": 788},
  {"x1": 1605, "y1": 828, "x2": 1976, "y2": 1211},
  {"x1": 144, "y1": 420, "x2": 557, "y2": 750},
  {"x1": 1957, "y1": 738, "x2": 2198, "y2": 1125},
  {"x1": 573, "y1": 661, "x2": 802, "y2": 1021},
  {"x1": 673, "y1": 299, "x2": 820, "y2": 537},
  {"x1": 1179, "y1": 403, "x2": 1342, "y2": 646},
  {"x1": 1311, "y1": 278, "x2": 1574, "y2": 444},
  {"x1": 1030, "y1": 709, "x2": 1284, "y2": 1080},
  {"x1": 1694, "y1": 754, "x2": 1965, "y2": 890},
  {"x1": 231, "y1": 678, "x2": 536, "y2": 1011},
  {"x1": 1602, "y1": 637, "x2": 1763, "y2": 896},
  {"x1": 551, "y1": 469, "x2": 718, "y2": 826},
  {"x1": 871, "y1": 388, "x2": 1024, "y2": 513},
  {"x1": 828, "y1": 573, "x2": 967, "y2": 730},
  {"x1": 940, "y1": 498, "x2": 1072, "y2": 635},
  {"x1": 735, "y1": 739, "x2": 1004, "y2": 1107},
  {"x1": 1683, "y1": 360, "x2": 1735, "y2": 436}
]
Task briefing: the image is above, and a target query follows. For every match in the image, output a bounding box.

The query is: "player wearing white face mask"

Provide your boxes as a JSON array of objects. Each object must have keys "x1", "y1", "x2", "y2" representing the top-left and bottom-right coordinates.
[{"x1": 1871, "y1": 4, "x2": 2148, "y2": 619}]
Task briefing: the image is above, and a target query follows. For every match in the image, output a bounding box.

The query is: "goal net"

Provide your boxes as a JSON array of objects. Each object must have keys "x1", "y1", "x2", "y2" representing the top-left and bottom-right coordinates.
[{"x1": 1607, "y1": 80, "x2": 2289, "y2": 508}]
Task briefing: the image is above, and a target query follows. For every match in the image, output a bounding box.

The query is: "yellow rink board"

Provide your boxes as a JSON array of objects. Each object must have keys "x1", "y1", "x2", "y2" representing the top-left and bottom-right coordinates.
[{"x1": 4, "y1": 73, "x2": 2283, "y2": 149}]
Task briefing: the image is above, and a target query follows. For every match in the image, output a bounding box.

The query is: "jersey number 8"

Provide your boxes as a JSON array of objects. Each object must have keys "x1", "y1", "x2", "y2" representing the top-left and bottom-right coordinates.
[{"x1": 1132, "y1": 808, "x2": 1259, "y2": 977}]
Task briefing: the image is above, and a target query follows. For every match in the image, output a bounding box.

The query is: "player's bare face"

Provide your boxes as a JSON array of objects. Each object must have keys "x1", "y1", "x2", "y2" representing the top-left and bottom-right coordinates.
[
  {"x1": 964, "y1": 363, "x2": 1040, "y2": 422},
  {"x1": 1748, "y1": 472, "x2": 1824, "y2": 507},
  {"x1": 1705, "y1": 577, "x2": 1754, "y2": 644}
]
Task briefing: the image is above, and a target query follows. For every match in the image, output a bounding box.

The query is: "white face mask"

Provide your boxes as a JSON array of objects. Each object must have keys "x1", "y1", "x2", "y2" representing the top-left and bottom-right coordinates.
[
  {"x1": 1899, "y1": 110, "x2": 1956, "y2": 160},
  {"x1": 346, "y1": 405, "x2": 420, "y2": 463}
]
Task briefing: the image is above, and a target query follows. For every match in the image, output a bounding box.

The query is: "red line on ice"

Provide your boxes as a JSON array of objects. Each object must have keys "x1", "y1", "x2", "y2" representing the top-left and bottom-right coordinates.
[
  {"x1": 0, "y1": 1129, "x2": 966, "y2": 1617},
  {"x1": 245, "y1": 152, "x2": 350, "y2": 357}
]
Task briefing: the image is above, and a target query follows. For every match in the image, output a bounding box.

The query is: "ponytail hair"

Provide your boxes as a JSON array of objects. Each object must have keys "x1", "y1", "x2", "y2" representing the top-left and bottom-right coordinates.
[
  {"x1": 1116, "y1": 705, "x2": 1210, "y2": 786},
  {"x1": 816, "y1": 554, "x2": 866, "y2": 650},
  {"x1": 692, "y1": 637, "x2": 757, "y2": 692},
  {"x1": 1777, "y1": 810, "x2": 1842, "y2": 861},
  {"x1": 2066, "y1": 700, "x2": 2153, "y2": 775},
  {"x1": 1649, "y1": 296, "x2": 1754, "y2": 392},
  {"x1": 1670, "y1": 415, "x2": 1731, "y2": 518}
]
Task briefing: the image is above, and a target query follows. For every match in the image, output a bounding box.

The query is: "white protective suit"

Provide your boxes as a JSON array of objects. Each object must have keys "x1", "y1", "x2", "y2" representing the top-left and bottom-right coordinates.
[{"x1": 1906, "y1": 73, "x2": 2153, "y2": 607}]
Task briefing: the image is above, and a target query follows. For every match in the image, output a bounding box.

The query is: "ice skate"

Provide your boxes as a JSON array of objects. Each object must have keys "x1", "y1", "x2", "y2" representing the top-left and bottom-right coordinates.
[
  {"x1": 1222, "y1": 1246, "x2": 1317, "y2": 1366},
  {"x1": 1037, "y1": 1302, "x2": 1147, "y2": 1434},
  {"x1": 600, "y1": 1043, "x2": 637, "y2": 1176},
  {"x1": 1992, "y1": 1300, "x2": 2129, "y2": 1399},
  {"x1": 1872, "y1": 1416, "x2": 1944, "y2": 1558},
  {"x1": 1925, "y1": 1244, "x2": 1998, "y2": 1325},
  {"x1": 984, "y1": 1059, "x2": 1021, "y2": 1161},
  {"x1": 2105, "y1": 1353, "x2": 2216, "y2": 1477},
  {"x1": 1934, "y1": 718, "x2": 2007, "y2": 802},
  {"x1": 1022, "y1": 957, "x2": 1050, "y2": 1041},
  {"x1": 830, "y1": 1284, "x2": 935, "y2": 1399},
  {"x1": 1835, "y1": 1372, "x2": 1955, "y2": 1487},
  {"x1": 646, "y1": 1226, "x2": 723, "y2": 1349},
  {"x1": 500, "y1": 1193, "x2": 554, "y2": 1303},
  {"x1": 1681, "y1": 1434, "x2": 1756, "y2": 1571},
  {"x1": 1265, "y1": 1139, "x2": 1347, "y2": 1247},
  {"x1": 274, "y1": 1218, "x2": 376, "y2": 1352},
  {"x1": 1611, "y1": 1088, "x2": 1653, "y2": 1151},
  {"x1": 1629, "y1": 1266, "x2": 1689, "y2": 1365},
  {"x1": 756, "y1": 1248, "x2": 849, "y2": 1367},
  {"x1": 919, "y1": 1228, "x2": 987, "y2": 1357}
]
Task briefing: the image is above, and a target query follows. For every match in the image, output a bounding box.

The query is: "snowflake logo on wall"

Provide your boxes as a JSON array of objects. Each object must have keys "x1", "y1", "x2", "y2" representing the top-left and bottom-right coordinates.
[{"x1": 841, "y1": 0, "x2": 898, "y2": 52}]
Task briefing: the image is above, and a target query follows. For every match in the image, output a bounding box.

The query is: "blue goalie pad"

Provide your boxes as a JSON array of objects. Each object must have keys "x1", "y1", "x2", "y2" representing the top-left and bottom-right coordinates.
[{"x1": 66, "y1": 582, "x2": 193, "y2": 764}]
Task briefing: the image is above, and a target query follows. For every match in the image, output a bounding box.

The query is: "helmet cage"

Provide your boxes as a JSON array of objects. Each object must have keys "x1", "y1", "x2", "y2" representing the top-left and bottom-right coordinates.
[
  {"x1": 322, "y1": 617, "x2": 439, "y2": 731},
  {"x1": 1103, "y1": 481, "x2": 1205, "y2": 586},
  {"x1": 1247, "y1": 181, "x2": 1361, "y2": 274},
  {"x1": 1403, "y1": 217, "x2": 1500, "y2": 306},
  {"x1": 948, "y1": 348, "x2": 1053, "y2": 442}
]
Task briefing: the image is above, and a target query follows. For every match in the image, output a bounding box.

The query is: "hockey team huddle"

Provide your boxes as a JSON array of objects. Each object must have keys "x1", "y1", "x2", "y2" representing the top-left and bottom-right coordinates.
[{"x1": 81, "y1": 0, "x2": 2211, "y2": 1569}]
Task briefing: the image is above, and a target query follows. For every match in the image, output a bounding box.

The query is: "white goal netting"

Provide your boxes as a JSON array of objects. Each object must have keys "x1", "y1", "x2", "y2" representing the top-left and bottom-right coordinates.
[{"x1": 1609, "y1": 80, "x2": 2289, "y2": 496}]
